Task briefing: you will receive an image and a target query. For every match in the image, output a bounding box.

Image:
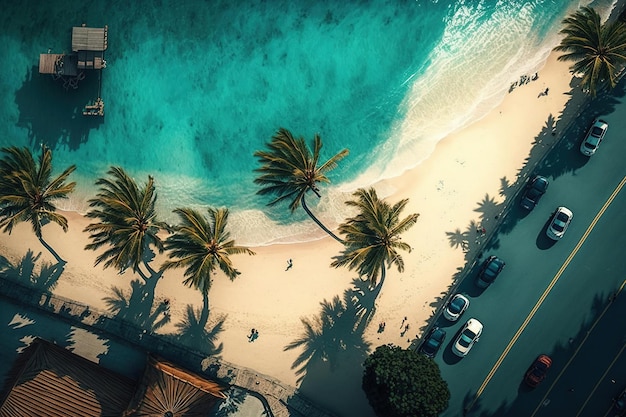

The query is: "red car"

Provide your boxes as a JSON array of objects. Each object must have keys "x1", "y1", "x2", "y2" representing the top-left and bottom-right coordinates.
[{"x1": 524, "y1": 355, "x2": 552, "y2": 387}]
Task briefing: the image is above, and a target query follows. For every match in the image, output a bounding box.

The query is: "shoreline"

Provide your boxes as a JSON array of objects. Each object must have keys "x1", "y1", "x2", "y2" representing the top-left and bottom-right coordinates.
[{"x1": 0, "y1": 48, "x2": 587, "y2": 416}]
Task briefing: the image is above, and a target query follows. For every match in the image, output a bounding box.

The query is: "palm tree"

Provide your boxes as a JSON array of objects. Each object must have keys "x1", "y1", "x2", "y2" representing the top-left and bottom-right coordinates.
[
  {"x1": 84, "y1": 167, "x2": 165, "y2": 280},
  {"x1": 161, "y1": 207, "x2": 254, "y2": 307},
  {"x1": 254, "y1": 128, "x2": 349, "y2": 243},
  {"x1": 331, "y1": 187, "x2": 418, "y2": 288},
  {"x1": 554, "y1": 6, "x2": 626, "y2": 97},
  {"x1": 0, "y1": 146, "x2": 76, "y2": 263}
]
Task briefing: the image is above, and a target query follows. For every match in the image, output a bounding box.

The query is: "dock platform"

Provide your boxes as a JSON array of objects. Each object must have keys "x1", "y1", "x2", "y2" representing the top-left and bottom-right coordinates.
[{"x1": 39, "y1": 24, "x2": 108, "y2": 116}]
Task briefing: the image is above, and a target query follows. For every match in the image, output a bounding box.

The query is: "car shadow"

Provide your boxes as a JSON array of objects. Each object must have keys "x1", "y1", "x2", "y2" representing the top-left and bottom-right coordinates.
[
  {"x1": 517, "y1": 379, "x2": 537, "y2": 394},
  {"x1": 536, "y1": 220, "x2": 558, "y2": 250},
  {"x1": 442, "y1": 340, "x2": 464, "y2": 365}
]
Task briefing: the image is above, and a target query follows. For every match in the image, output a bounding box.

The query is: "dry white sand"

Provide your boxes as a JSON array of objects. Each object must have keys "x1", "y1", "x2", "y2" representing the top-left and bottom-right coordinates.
[{"x1": 0, "y1": 51, "x2": 584, "y2": 416}]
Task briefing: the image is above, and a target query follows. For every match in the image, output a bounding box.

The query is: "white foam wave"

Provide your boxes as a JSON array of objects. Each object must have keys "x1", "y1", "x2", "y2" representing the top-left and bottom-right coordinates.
[{"x1": 58, "y1": 0, "x2": 619, "y2": 248}]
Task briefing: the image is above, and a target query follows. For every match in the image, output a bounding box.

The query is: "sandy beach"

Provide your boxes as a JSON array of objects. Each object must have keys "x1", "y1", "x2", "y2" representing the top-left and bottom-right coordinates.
[{"x1": 0, "y1": 50, "x2": 586, "y2": 416}]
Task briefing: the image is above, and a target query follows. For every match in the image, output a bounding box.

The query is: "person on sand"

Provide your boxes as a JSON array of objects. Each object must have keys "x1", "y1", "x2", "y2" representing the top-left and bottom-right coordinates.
[
  {"x1": 248, "y1": 328, "x2": 256, "y2": 342},
  {"x1": 285, "y1": 259, "x2": 293, "y2": 271}
]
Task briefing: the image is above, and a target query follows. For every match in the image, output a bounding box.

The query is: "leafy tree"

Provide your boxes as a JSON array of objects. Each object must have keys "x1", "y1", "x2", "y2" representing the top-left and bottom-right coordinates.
[
  {"x1": 363, "y1": 344, "x2": 449, "y2": 417},
  {"x1": 331, "y1": 187, "x2": 418, "y2": 288},
  {"x1": 0, "y1": 146, "x2": 76, "y2": 263},
  {"x1": 254, "y1": 127, "x2": 349, "y2": 243},
  {"x1": 554, "y1": 6, "x2": 626, "y2": 96},
  {"x1": 161, "y1": 207, "x2": 254, "y2": 307},
  {"x1": 84, "y1": 166, "x2": 165, "y2": 280}
]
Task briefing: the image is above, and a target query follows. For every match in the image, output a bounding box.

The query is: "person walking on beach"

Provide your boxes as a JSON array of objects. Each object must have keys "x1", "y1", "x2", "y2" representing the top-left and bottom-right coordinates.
[{"x1": 286, "y1": 259, "x2": 293, "y2": 271}]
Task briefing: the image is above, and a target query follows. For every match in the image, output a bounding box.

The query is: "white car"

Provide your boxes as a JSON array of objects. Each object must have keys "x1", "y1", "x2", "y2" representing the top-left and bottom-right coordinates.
[
  {"x1": 546, "y1": 206, "x2": 573, "y2": 240},
  {"x1": 580, "y1": 118, "x2": 608, "y2": 156},
  {"x1": 452, "y1": 318, "x2": 483, "y2": 357},
  {"x1": 443, "y1": 294, "x2": 470, "y2": 322}
]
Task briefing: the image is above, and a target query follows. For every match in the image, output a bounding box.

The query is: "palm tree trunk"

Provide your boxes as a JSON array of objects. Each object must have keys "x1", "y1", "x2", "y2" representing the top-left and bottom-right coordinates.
[
  {"x1": 38, "y1": 236, "x2": 65, "y2": 264},
  {"x1": 375, "y1": 267, "x2": 387, "y2": 290},
  {"x1": 301, "y1": 196, "x2": 344, "y2": 244}
]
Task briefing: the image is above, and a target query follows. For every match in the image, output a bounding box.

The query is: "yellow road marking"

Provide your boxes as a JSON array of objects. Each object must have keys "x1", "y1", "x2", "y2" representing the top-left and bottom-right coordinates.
[
  {"x1": 530, "y1": 278, "x2": 626, "y2": 417},
  {"x1": 576, "y1": 343, "x2": 626, "y2": 417},
  {"x1": 465, "y1": 175, "x2": 626, "y2": 415}
]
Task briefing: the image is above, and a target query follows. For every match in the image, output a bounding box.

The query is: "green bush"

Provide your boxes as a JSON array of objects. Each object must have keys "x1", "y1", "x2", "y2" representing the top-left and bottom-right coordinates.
[{"x1": 362, "y1": 344, "x2": 450, "y2": 417}]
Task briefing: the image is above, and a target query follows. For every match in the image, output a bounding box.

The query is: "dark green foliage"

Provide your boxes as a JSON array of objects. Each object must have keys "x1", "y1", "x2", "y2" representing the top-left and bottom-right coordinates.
[
  {"x1": 554, "y1": 6, "x2": 626, "y2": 97},
  {"x1": 362, "y1": 344, "x2": 449, "y2": 417}
]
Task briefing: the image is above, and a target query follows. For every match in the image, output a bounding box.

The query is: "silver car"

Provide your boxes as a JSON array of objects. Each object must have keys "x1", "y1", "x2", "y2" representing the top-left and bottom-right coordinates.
[
  {"x1": 452, "y1": 318, "x2": 483, "y2": 357},
  {"x1": 580, "y1": 118, "x2": 608, "y2": 156},
  {"x1": 443, "y1": 293, "x2": 470, "y2": 322},
  {"x1": 547, "y1": 206, "x2": 573, "y2": 240}
]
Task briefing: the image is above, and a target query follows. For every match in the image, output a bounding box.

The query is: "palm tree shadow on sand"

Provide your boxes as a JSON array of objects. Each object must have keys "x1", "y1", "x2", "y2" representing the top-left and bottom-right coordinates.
[
  {"x1": 102, "y1": 271, "x2": 169, "y2": 332},
  {"x1": 283, "y1": 277, "x2": 378, "y2": 416},
  {"x1": 172, "y1": 295, "x2": 225, "y2": 357},
  {"x1": 1, "y1": 249, "x2": 64, "y2": 294}
]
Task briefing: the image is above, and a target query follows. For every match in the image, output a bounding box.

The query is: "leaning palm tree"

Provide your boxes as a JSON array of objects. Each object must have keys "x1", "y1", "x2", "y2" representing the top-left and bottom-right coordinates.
[
  {"x1": 0, "y1": 146, "x2": 76, "y2": 263},
  {"x1": 554, "y1": 6, "x2": 626, "y2": 97},
  {"x1": 331, "y1": 187, "x2": 418, "y2": 288},
  {"x1": 84, "y1": 167, "x2": 165, "y2": 280},
  {"x1": 161, "y1": 207, "x2": 255, "y2": 309},
  {"x1": 254, "y1": 128, "x2": 349, "y2": 243}
]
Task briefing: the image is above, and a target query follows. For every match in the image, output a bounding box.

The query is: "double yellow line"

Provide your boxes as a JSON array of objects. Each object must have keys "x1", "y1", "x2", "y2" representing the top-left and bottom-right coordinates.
[{"x1": 464, "y1": 175, "x2": 626, "y2": 414}]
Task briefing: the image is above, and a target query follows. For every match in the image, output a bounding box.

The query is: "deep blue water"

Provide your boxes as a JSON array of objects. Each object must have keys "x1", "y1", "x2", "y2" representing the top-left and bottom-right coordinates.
[{"x1": 0, "y1": 0, "x2": 615, "y2": 245}]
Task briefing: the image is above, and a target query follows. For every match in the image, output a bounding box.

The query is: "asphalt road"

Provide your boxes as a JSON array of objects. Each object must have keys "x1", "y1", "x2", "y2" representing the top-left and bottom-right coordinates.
[{"x1": 434, "y1": 81, "x2": 626, "y2": 417}]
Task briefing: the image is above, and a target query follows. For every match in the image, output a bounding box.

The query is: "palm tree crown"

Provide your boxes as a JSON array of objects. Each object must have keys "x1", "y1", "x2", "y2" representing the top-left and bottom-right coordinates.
[
  {"x1": 0, "y1": 146, "x2": 76, "y2": 263},
  {"x1": 84, "y1": 166, "x2": 165, "y2": 276},
  {"x1": 331, "y1": 187, "x2": 418, "y2": 287},
  {"x1": 161, "y1": 207, "x2": 255, "y2": 295},
  {"x1": 554, "y1": 6, "x2": 626, "y2": 96},
  {"x1": 254, "y1": 127, "x2": 349, "y2": 242}
]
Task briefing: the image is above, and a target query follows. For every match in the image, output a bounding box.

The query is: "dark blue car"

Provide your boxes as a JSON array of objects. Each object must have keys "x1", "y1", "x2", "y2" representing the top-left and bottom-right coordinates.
[
  {"x1": 420, "y1": 326, "x2": 446, "y2": 358},
  {"x1": 520, "y1": 175, "x2": 549, "y2": 210},
  {"x1": 476, "y1": 255, "x2": 505, "y2": 288}
]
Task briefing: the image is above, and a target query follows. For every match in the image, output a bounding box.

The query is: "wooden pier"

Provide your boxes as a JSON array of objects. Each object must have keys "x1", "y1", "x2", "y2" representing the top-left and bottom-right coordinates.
[{"x1": 39, "y1": 24, "x2": 108, "y2": 117}]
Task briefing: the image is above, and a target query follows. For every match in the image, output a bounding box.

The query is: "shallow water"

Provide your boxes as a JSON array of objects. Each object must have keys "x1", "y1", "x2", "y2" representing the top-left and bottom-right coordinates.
[{"x1": 0, "y1": 0, "x2": 615, "y2": 245}]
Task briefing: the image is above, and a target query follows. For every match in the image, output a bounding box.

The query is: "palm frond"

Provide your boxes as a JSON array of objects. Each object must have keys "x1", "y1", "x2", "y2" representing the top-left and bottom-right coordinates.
[
  {"x1": 162, "y1": 207, "x2": 255, "y2": 297},
  {"x1": 83, "y1": 167, "x2": 163, "y2": 274},
  {"x1": 332, "y1": 187, "x2": 418, "y2": 287}
]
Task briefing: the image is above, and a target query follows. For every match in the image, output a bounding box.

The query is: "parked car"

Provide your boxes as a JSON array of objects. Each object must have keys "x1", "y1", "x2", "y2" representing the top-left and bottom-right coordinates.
[
  {"x1": 476, "y1": 256, "x2": 505, "y2": 288},
  {"x1": 546, "y1": 206, "x2": 573, "y2": 240},
  {"x1": 452, "y1": 318, "x2": 483, "y2": 357},
  {"x1": 520, "y1": 175, "x2": 549, "y2": 210},
  {"x1": 524, "y1": 354, "x2": 552, "y2": 388},
  {"x1": 420, "y1": 326, "x2": 446, "y2": 358},
  {"x1": 580, "y1": 118, "x2": 608, "y2": 156},
  {"x1": 614, "y1": 387, "x2": 626, "y2": 413},
  {"x1": 443, "y1": 293, "x2": 470, "y2": 322}
]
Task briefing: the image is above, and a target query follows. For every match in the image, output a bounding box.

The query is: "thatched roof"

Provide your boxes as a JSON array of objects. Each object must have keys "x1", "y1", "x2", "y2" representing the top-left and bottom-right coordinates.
[
  {"x1": 123, "y1": 355, "x2": 228, "y2": 417},
  {"x1": 0, "y1": 338, "x2": 135, "y2": 417}
]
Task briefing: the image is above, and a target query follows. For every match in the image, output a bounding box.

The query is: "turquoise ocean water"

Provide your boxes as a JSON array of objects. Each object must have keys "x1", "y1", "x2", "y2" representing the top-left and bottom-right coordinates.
[{"x1": 0, "y1": 0, "x2": 616, "y2": 245}]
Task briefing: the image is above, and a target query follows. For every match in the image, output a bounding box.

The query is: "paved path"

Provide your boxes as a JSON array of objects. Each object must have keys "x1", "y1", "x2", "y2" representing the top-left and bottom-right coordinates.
[{"x1": 0, "y1": 276, "x2": 338, "y2": 417}]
